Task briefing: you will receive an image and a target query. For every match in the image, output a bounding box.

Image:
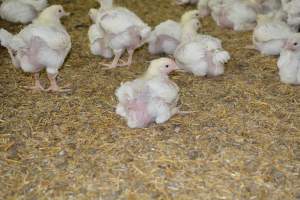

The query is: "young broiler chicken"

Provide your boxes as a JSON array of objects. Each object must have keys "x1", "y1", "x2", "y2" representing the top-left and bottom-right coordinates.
[
  {"x1": 88, "y1": 8, "x2": 113, "y2": 58},
  {"x1": 252, "y1": 12, "x2": 295, "y2": 55},
  {"x1": 175, "y1": 19, "x2": 230, "y2": 76},
  {"x1": 210, "y1": 0, "x2": 262, "y2": 31},
  {"x1": 148, "y1": 10, "x2": 201, "y2": 55},
  {"x1": 116, "y1": 58, "x2": 179, "y2": 128},
  {"x1": 277, "y1": 33, "x2": 300, "y2": 84},
  {"x1": 0, "y1": 0, "x2": 48, "y2": 24},
  {"x1": 0, "y1": 5, "x2": 71, "y2": 92},
  {"x1": 96, "y1": 0, "x2": 151, "y2": 69}
]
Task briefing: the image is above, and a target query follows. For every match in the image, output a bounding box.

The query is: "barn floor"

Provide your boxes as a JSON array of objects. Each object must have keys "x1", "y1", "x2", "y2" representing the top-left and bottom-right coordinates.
[{"x1": 0, "y1": 0, "x2": 299, "y2": 199}]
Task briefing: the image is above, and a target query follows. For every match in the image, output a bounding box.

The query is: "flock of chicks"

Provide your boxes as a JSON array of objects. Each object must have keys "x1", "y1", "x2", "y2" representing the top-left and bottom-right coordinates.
[{"x1": 0, "y1": 0, "x2": 299, "y2": 128}]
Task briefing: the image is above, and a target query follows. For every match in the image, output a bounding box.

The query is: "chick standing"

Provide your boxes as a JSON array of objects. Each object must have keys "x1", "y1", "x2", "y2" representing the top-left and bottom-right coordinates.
[
  {"x1": 0, "y1": 0, "x2": 48, "y2": 24},
  {"x1": 252, "y1": 12, "x2": 295, "y2": 55},
  {"x1": 96, "y1": 0, "x2": 151, "y2": 69},
  {"x1": 174, "y1": 19, "x2": 230, "y2": 77},
  {"x1": 116, "y1": 58, "x2": 179, "y2": 128},
  {"x1": 277, "y1": 34, "x2": 300, "y2": 85},
  {"x1": 148, "y1": 10, "x2": 201, "y2": 55},
  {"x1": 0, "y1": 5, "x2": 71, "y2": 92}
]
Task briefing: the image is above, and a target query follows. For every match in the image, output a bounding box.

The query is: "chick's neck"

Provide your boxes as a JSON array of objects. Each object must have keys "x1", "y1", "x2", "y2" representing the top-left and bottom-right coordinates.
[
  {"x1": 181, "y1": 23, "x2": 198, "y2": 42},
  {"x1": 142, "y1": 70, "x2": 169, "y2": 80}
]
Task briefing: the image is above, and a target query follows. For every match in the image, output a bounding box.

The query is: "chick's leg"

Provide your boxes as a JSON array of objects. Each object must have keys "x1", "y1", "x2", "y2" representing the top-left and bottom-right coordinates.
[
  {"x1": 23, "y1": 73, "x2": 45, "y2": 91},
  {"x1": 7, "y1": 48, "x2": 20, "y2": 68},
  {"x1": 125, "y1": 49, "x2": 134, "y2": 66},
  {"x1": 118, "y1": 49, "x2": 134, "y2": 67},
  {"x1": 100, "y1": 51, "x2": 123, "y2": 69},
  {"x1": 46, "y1": 73, "x2": 70, "y2": 92}
]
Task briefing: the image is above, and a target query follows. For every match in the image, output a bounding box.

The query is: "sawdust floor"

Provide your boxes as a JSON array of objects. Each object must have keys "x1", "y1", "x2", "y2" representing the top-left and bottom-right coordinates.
[{"x1": 0, "y1": 0, "x2": 299, "y2": 199}]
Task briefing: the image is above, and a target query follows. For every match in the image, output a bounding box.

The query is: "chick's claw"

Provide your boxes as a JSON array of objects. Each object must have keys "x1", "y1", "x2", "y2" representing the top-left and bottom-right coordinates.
[
  {"x1": 23, "y1": 84, "x2": 45, "y2": 92},
  {"x1": 46, "y1": 84, "x2": 71, "y2": 93}
]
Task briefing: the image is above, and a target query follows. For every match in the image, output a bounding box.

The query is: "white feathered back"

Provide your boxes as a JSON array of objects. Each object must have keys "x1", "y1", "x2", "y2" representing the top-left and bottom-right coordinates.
[
  {"x1": 99, "y1": 7, "x2": 149, "y2": 34},
  {"x1": 254, "y1": 22, "x2": 294, "y2": 42},
  {"x1": 151, "y1": 20, "x2": 181, "y2": 41},
  {"x1": 23, "y1": 0, "x2": 48, "y2": 11}
]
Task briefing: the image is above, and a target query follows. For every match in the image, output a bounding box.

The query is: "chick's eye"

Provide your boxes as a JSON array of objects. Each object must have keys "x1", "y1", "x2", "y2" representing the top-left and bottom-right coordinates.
[
  {"x1": 165, "y1": 65, "x2": 169, "y2": 68},
  {"x1": 294, "y1": 42, "x2": 298, "y2": 46},
  {"x1": 58, "y1": 9, "x2": 62, "y2": 13}
]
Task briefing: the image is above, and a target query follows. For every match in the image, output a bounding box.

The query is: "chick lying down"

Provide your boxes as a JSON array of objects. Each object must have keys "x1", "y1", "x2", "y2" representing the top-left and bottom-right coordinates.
[{"x1": 115, "y1": 58, "x2": 181, "y2": 128}]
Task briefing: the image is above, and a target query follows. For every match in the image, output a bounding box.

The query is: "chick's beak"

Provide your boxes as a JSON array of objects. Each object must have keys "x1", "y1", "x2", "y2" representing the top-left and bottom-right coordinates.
[
  {"x1": 63, "y1": 10, "x2": 71, "y2": 17},
  {"x1": 170, "y1": 60, "x2": 179, "y2": 70},
  {"x1": 173, "y1": 63, "x2": 179, "y2": 70}
]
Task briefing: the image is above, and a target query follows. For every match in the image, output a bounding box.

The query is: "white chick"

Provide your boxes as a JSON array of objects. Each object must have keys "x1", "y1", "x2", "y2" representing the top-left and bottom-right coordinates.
[
  {"x1": 97, "y1": 0, "x2": 151, "y2": 69},
  {"x1": 0, "y1": 5, "x2": 71, "y2": 92},
  {"x1": 277, "y1": 34, "x2": 300, "y2": 84},
  {"x1": 175, "y1": 34, "x2": 230, "y2": 76},
  {"x1": 176, "y1": 0, "x2": 199, "y2": 5},
  {"x1": 210, "y1": 0, "x2": 261, "y2": 31},
  {"x1": 116, "y1": 58, "x2": 179, "y2": 128},
  {"x1": 88, "y1": 8, "x2": 113, "y2": 58},
  {"x1": 148, "y1": 10, "x2": 200, "y2": 55},
  {"x1": 174, "y1": 19, "x2": 230, "y2": 76},
  {"x1": 0, "y1": 0, "x2": 48, "y2": 24},
  {"x1": 252, "y1": 12, "x2": 295, "y2": 55},
  {"x1": 197, "y1": 0, "x2": 211, "y2": 17}
]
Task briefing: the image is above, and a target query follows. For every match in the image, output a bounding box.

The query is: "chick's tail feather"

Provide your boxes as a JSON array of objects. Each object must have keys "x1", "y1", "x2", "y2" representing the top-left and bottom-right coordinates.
[
  {"x1": 0, "y1": 28, "x2": 25, "y2": 51},
  {"x1": 0, "y1": 28, "x2": 14, "y2": 49}
]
